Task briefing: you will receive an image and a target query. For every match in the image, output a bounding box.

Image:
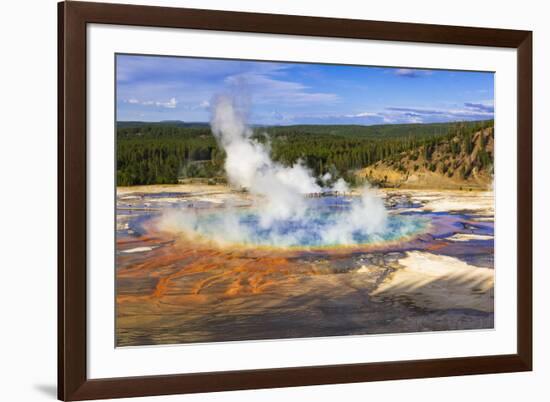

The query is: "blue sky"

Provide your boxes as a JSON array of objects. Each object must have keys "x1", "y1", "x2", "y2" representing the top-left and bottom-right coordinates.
[{"x1": 116, "y1": 54, "x2": 494, "y2": 125}]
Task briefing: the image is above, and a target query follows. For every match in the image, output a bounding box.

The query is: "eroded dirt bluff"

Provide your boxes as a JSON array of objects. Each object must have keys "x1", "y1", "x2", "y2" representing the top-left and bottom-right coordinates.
[{"x1": 358, "y1": 127, "x2": 494, "y2": 189}]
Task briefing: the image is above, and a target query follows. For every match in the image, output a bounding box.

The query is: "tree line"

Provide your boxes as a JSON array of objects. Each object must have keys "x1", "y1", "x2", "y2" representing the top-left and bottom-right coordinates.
[{"x1": 116, "y1": 120, "x2": 493, "y2": 186}]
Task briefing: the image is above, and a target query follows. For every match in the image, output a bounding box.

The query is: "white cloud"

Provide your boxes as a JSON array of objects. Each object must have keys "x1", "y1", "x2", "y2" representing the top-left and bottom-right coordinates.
[
  {"x1": 224, "y1": 71, "x2": 339, "y2": 105},
  {"x1": 285, "y1": 100, "x2": 494, "y2": 125},
  {"x1": 159, "y1": 97, "x2": 178, "y2": 108},
  {"x1": 123, "y1": 97, "x2": 178, "y2": 109},
  {"x1": 344, "y1": 112, "x2": 379, "y2": 118},
  {"x1": 394, "y1": 68, "x2": 433, "y2": 78}
]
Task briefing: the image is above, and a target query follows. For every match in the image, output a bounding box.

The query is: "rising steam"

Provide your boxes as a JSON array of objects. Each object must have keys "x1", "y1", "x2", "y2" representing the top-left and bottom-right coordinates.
[
  {"x1": 158, "y1": 95, "x2": 389, "y2": 248},
  {"x1": 211, "y1": 95, "x2": 321, "y2": 226}
]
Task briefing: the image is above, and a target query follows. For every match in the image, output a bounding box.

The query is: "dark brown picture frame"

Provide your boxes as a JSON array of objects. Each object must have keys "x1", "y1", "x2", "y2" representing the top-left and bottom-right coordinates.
[{"x1": 58, "y1": 1, "x2": 532, "y2": 400}]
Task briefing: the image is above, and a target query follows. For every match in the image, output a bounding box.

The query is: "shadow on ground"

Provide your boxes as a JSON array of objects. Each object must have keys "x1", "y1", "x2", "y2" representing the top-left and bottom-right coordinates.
[{"x1": 34, "y1": 384, "x2": 57, "y2": 399}]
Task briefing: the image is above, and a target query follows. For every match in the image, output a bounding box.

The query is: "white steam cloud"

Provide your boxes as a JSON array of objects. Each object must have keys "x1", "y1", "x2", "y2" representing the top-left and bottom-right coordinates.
[
  {"x1": 211, "y1": 95, "x2": 321, "y2": 226},
  {"x1": 159, "y1": 95, "x2": 388, "y2": 247}
]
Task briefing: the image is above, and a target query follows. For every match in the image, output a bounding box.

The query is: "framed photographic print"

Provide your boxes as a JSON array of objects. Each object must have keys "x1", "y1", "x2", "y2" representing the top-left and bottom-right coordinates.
[{"x1": 58, "y1": 1, "x2": 532, "y2": 400}]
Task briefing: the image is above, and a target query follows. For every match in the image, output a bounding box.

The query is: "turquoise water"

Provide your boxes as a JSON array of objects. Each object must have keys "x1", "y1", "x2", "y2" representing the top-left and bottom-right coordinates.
[{"x1": 185, "y1": 197, "x2": 430, "y2": 248}]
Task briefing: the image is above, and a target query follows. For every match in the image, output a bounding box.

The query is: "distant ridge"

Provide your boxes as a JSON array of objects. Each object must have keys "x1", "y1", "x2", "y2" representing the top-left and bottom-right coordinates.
[
  {"x1": 117, "y1": 120, "x2": 210, "y2": 129},
  {"x1": 116, "y1": 119, "x2": 493, "y2": 139}
]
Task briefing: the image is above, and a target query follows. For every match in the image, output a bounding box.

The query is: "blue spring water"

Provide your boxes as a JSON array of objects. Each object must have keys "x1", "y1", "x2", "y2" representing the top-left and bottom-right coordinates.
[{"x1": 185, "y1": 197, "x2": 431, "y2": 248}]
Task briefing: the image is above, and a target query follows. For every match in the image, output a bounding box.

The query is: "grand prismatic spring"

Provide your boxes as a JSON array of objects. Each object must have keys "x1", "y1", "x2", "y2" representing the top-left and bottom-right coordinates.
[{"x1": 115, "y1": 97, "x2": 495, "y2": 346}]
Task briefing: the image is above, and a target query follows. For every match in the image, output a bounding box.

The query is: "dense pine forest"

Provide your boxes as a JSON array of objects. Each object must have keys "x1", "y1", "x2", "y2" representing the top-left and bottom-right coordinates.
[{"x1": 116, "y1": 120, "x2": 494, "y2": 186}]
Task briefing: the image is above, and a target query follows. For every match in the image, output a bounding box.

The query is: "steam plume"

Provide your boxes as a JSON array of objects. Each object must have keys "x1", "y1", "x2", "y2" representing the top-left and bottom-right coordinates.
[
  {"x1": 211, "y1": 95, "x2": 321, "y2": 226},
  {"x1": 159, "y1": 95, "x2": 389, "y2": 247}
]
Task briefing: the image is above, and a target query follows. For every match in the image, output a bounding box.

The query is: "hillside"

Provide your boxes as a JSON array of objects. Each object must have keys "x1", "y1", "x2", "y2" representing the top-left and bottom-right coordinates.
[{"x1": 358, "y1": 126, "x2": 494, "y2": 190}]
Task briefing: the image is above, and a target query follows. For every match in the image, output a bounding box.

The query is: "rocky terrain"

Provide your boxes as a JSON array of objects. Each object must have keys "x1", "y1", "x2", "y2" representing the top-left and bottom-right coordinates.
[{"x1": 358, "y1": 126, "x2": 494, "y2": 190}]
